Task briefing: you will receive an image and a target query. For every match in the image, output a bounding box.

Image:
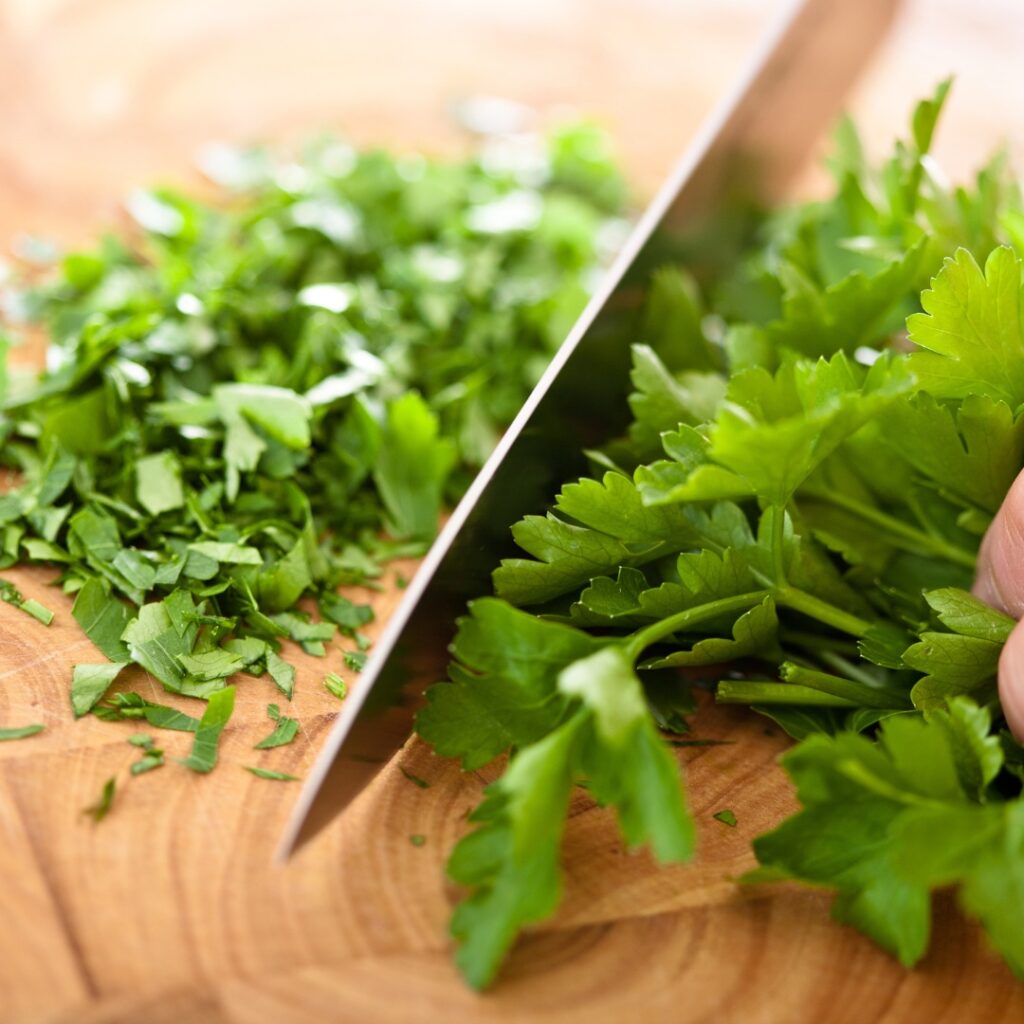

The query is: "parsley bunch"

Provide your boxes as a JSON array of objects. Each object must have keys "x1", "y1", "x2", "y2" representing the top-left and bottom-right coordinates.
[
  {"x1": 417, "y1": 83, "x2": 1024, "y2": 988},
  {"x1": 0, "y1": 123, "x2": 623, "y2": 716}
]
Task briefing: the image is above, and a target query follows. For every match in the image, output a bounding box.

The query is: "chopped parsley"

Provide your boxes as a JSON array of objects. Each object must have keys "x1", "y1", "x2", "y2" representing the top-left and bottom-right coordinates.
[
  {"x1": 0, "y1": 121, "x2": 619, "y2": 735},
  {"x1": 94, "y1": 692, "x2": 201, "y2": 732},
  {"x1": 323, "y1": 673, "x2": 348, "y2": 700},
  {"x1": 0, "y1": 123, "x2": 621, "y2": 810},
  {"x1": 179, "y1": 686, "x2": 235, "y2": 774},
  {"x1": 246, "y1": 766, "x2": 301, "y2": 782},
  {"x1": 254, "y1": 703, "x2": 300, "y2": 749},
  {"x1": 83, "y1": 777, "x2": 116, "y2": 822},
  {"x1": 128, "y1": 734, "x2": 165, "y2": 775},
  {"x1": 0, "y1": 579, "x2": 53, "y2": 625},
  {"x1": 400, "y1": 767, "x2": 431, "y2": 789},
  {"x1": 0, "y1": 723, "x2": 44, "y2": 741},
  {"x1": 342, "y1": 650, "x2": 367, "y2": 672}
]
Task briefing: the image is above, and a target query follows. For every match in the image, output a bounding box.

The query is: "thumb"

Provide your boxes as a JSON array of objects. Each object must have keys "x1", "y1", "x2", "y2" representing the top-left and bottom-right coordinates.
[
  {"x1": 997, "y1": 620, "x2": 1024, "y2": 742},
  {"x1": 974, "y1": 469, "x2": 1024, "y2": 739}
]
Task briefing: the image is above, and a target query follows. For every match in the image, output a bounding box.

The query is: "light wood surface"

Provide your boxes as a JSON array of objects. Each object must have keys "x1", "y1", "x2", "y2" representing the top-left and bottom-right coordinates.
[{"x1": 2, "y1": 2, "x2": 1024, "y2": 1022}]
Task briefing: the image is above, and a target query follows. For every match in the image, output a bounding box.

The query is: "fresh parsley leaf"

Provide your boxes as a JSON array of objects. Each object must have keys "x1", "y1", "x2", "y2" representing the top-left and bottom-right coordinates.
[
  {"x1": 417, "y1": 92, "x2": 1024, "y2": 990},
  {"x1": 908, "y1": 246, "x2": 1024, "y2": 406},
  {"x1": 751, "y1": 702, "x2": 1016, "y2": 970},
  {"x1": 416, "y1": 598, "x2": 600, "y2": 769},
  {"x1": 447, "y1": 717, "x2": 582, "y2": 989},
  {"x1": 83, "y1": 777, "x2": 116, "y2": 823},
  {"x1": 626, "y1": 344, "x2": 725, "y2": 456},
  {"x1": 924, "y1": 587, "x2": 1015, "y2": 643},
  {"x1": 880, "y1": 392, "x2": 1024, "y2": 514},
  {"x1": 761, "y1": 242, "x2": 932, "y2": 360}
]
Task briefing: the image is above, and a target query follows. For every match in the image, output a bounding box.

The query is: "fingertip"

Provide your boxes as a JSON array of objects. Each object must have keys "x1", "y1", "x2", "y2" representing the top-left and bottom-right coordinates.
[
  {"x1": 998, "y1": 617, "x2": 1024, "y2": 742},
  {"x1": 974, "y1": 470, "x2": 1024, "y2": 617},
  {"x1": 973, "y1": 529, "x2": 1003, "y2": 610}
]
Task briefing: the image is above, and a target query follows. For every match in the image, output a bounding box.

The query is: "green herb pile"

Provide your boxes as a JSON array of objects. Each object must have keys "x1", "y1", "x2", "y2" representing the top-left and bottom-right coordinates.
[
  {"x1": 416, "y1": 83, "x2": 1024, "y2": 988},
  {"x1": 0, "y1": 124, "x2": 623, "y2": 729}
]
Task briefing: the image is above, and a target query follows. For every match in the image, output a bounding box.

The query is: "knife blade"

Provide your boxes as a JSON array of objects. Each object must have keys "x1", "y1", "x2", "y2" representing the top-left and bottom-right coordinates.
[{"x1": 278, "y1": 0, "x2": 902, "y2": 860}]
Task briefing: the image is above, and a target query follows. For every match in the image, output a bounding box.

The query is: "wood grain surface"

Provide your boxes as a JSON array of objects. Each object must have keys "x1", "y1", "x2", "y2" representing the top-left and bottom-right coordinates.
[{"x1": 2, "y1": 2, "x2": 1024, "y2": 1022}]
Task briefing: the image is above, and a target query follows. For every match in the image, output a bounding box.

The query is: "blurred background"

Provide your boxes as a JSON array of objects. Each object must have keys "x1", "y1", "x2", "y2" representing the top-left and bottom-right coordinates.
[{"x1": 1, "y1": 0, "x2": 1023, "y2": 245}]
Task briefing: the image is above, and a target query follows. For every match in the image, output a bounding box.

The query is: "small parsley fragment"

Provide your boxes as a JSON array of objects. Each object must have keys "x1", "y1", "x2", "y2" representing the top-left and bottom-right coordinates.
[
  {"x1": 320, "y1": 594, "x2": 374, "y2": 635},
  {"x1": 265, "y1": 651, "x2": 296, "y2": 700},
  {"x1": 246, "y1": 766, "x2": 301, "y2": 781},
  {"x1": 254, "y1": 703, "x2": 300, "y2": 750},
  {"x1": 324, "y1": 673, "x2": 347, "y2": 700},
  {"x1": 128, "y1": 734, "x2": 165, "y2": 775},
  {"x1": 342, "y1": 650, "x2": 367, "y2": 672},
  {"x1": 0, "y1": 579, "x2": 53, "y2": 625},
  {"x1": 400, "y1": 767, "x2": 431, "y2": 789},
  {"x1": 179, "y1": 686, "x2": 235, "y2": 774},
  {"x1": 713, "y1": 809, "x2": 738, "y2": 828},
  {"x1": 71, "y1": 579, "x2": 130, "y2": 662},
  {"x1": 410, "y1": 834, "x2": 427, "y2": 847},
  {"x1": 0, "y1": 723, "x2": 44, "y2": 741},
  {"x1": 71, "y1": 662, "x2": 127, "y2": 718},
  {"x1": 83, "y1": 777, "x2": 116, "y2": 822},
  {"x1": 94, "y1": 692, "x2": 200, "y2": 732}
]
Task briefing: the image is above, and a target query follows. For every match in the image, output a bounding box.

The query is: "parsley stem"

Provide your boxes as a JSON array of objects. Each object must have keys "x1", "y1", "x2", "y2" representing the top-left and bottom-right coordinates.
[
  {"x1": 811, "y1": 490, "x2": 976, "y2": 569},
  {"x1": 769, "y1": 505, "x2": 787, "y2": 584},
  {"x1": 716, "y1": 680, "x2": 859, "y2": 707},
  {"x1": 624, "y1": 583, "x2": 871, "y2": 664},
  {"x1": 816, "y1": 649, "x2": 887, "y2": 687},
  {"x1": 779, "y1": 662, "x2": 912, "y2": 709},
  {"x1": 774, "y1": 587, "x2": 871, "y2": 638},
  {"x1": 623, "y1": 590, "x2": 768, "y2": 662},
  {"x1": 780, "y1": 629, "x2": 861, "y2": 657}
]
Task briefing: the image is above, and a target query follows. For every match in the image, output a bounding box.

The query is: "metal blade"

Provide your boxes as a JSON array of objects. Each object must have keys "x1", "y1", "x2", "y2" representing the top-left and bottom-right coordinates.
[{"x1": 278, "y1": 0, "x2": 902, "y2": 860}]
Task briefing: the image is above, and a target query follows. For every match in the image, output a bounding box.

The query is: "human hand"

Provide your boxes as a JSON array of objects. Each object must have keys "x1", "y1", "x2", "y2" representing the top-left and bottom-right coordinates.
[{"x1": 974, "y1": 471, "x2": 1024, "y2": 740}]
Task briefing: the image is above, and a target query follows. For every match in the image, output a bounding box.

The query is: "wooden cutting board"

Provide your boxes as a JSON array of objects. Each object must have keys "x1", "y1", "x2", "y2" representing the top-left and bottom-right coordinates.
[{"x1": 3, "y1": 2, "x2": 1024, "y2": 1022}]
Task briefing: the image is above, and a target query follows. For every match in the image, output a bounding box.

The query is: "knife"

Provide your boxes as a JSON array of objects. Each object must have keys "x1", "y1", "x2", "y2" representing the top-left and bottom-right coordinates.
[{"x1": 278, "y1": 0, "x2": 903, "y2": 859}]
